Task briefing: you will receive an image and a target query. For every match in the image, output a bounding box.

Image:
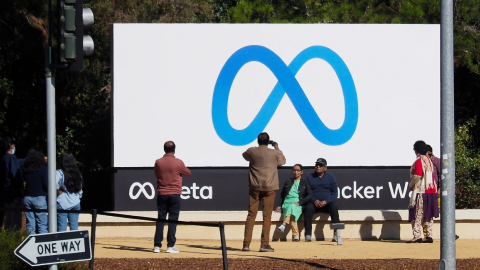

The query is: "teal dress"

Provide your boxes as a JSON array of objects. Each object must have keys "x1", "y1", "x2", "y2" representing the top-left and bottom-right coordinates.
[{"x1": 281, "y1": 180, "x2": 302, "y2": 221}]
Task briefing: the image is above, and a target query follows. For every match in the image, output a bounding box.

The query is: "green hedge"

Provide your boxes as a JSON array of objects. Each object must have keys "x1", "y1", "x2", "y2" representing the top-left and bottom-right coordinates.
[{"x1": 455, "y1": 119, "x2": 480, "y2": 209}]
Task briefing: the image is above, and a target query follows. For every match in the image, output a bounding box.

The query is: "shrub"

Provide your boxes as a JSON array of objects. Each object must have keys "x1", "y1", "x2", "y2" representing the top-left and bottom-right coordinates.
[
  {"x1": 0, "y1": 229, "x2": 30, "y2": 270},
  {"x1": 455, "y1": 119, "x2": 480, "y2": 209}
]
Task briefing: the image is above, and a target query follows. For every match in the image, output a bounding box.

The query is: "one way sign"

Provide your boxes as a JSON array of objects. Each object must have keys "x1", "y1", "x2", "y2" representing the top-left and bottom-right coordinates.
[{"x1": 15, "y1": 230, "x2": 92, "y2": 266}]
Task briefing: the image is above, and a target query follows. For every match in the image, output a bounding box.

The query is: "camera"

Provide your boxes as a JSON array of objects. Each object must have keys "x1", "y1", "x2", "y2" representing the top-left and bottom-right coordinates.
[{"x1": 269, "y1": 140, "x2": 274, "y2": 145}]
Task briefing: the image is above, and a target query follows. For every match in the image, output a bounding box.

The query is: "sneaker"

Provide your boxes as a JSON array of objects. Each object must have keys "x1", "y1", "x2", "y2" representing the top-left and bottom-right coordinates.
[
  {"x1": 332, "y1": 231, "x2": 338, "y2": 242},
  {"x1": 242, "y1": 244, "x2": 250, "y2": 251},
  {"x1": 293, "y1": 236, "x2": 300, "y2": 242},
  {"x1": 166, "y1": 246, "x2": 180, "y2": 253},
  {"x1": 305, "y1": 235, "x2": 312, "y2": 242},
  {"x1": 153, "y1": 246, "x2": 160, "y2": 253},
  {"x1": 277, "y1": 224, "x2": 286, "y2": 233},
  {"x1": 259, "y1": 245, "x2": 274, "y2": 252}
]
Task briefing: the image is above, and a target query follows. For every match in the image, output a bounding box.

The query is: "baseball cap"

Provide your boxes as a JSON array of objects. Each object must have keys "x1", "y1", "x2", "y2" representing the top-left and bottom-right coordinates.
[{"x1": 315, "y1": 158, "x2": 327, "y2": 165}]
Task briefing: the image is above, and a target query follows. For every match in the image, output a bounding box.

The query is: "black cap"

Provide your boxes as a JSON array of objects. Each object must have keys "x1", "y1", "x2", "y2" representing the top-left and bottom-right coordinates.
[{"x1": 315, "y1": 158, "x2": 327, "y2": 165}]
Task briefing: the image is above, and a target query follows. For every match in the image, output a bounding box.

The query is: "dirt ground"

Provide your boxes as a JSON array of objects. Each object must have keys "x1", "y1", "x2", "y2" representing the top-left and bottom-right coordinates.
[
  {"x1": 83, "y1": 238, "x2": 480, "y2": 269},
  {"x1": 90, "y1": 258, "x2": 480, "y2": 270}
]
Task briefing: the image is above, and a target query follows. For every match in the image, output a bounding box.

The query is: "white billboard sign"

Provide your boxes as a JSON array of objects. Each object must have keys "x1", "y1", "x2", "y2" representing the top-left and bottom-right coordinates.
[{"x1": 113, "y1": 24, "x2": 440, "y2": 167}]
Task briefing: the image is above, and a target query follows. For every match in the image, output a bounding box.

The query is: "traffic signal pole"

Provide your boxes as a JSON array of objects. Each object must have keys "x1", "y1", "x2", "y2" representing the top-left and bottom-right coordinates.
[
  {"x1": 45, "y1": 1, "x2": 94, "y2": 268},
  {"x1": 46, "y1": 1, "x2": 58, "y2": 270}
]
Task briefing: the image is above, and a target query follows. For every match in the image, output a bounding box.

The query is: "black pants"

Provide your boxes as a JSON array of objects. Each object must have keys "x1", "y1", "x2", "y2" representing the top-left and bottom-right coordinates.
[
  {"x1": 304, "y1": 200, "x2": 340, "y2": 236},
  {"x1": 154, "y1": 194, "x2": 181, "y2": 248}
]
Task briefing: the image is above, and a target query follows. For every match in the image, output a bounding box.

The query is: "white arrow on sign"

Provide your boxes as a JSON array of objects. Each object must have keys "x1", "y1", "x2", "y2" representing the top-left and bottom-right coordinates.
[{"x1": 17, "y1": 236, "x2": 86, "y2": 264}]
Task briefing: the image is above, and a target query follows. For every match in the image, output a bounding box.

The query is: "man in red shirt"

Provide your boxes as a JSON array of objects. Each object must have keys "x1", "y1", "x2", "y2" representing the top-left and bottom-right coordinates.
[{"x1": 153, "y1": 141, "x2": 191, "y2": 254}]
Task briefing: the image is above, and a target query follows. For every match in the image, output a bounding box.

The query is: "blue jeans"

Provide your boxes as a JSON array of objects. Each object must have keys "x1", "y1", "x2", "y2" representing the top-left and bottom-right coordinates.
[
  {"x1": 24, "y1": 196, "x2": 48, "y2": 235},
  {"x1": 57, "y1": 203, "x2": 80, "y2": 232},
  {"x1": 154, "y1": 194, "x2": 181, "y2": 248}
]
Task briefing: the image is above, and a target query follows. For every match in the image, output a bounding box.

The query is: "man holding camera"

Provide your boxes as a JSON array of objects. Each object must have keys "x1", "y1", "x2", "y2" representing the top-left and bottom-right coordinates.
[{"x1": 242, "y1": 132, "x2": 286, "y2": 252}]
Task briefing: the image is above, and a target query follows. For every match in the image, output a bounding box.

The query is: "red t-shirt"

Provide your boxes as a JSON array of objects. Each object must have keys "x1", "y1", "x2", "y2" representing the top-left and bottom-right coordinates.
[{"x1": 154, "y1": 153, "x2": 191, "y2": 195}]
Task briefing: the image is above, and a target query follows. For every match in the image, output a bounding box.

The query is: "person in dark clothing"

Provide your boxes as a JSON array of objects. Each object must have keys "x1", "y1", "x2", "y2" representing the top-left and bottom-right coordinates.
[
  {"x1": 0, "y1": 137, "x2": 24, "y2": 230},
  {"x1": 22, "y1": 147, "x2": 48, "y2": 235},
  {"x1": 304, "y1": 158, "x2": 340, "y2": 242}
]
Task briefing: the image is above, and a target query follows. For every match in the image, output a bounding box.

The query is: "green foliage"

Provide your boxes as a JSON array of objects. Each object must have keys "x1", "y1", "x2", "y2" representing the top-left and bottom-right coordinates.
[
  {"x1": 0, "y1": 0, "x2": 49, "y2": 151},
  {"x1": 454, "y1": 0, "x2": 480, "y2": 75},
  {"x1": 455, "y1": 119, "x2": 480, "y2": 209},
  {"x1": 228, "y1": 0, "x2": 274, "y2": 22},
  {"x1": 0, "y1": 229, "x2": 30, "y2": 270},
  {"x1": 56, "y1": 261, "x2": 89, "y2": 270},
  {"x1": 225, "y1": 0, "x2": 441, "y2": 24},
  {"x1": 0, "y1": 77, "x2": 14, "y2": 126},
  {"x1": 0, "y1": 229, "x2": 88, "y2": 270}
]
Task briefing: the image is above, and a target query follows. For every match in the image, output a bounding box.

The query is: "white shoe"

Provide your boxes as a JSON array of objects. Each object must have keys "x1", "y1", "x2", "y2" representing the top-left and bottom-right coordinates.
[
  {"x1": 166, "y1": 246, "x2": 180, "y2": 253},
  {"x1": 153, "y1": 246, "x2": 160, "y2": 253},
  {"x1": 332, "y1": 231, "x2": 338, "y2": 242}
]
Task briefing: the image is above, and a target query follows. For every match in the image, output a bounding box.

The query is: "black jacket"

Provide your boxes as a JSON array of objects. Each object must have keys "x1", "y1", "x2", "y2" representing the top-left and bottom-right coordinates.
[{"x1": 280, "y1": 178, "x2": 313, "y2": 207}]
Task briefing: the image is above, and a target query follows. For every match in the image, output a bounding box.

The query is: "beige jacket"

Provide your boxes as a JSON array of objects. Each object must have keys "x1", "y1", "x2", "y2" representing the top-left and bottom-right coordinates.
[{"x1": 242, "y1": 145, "x2": 286, "y2": 191}]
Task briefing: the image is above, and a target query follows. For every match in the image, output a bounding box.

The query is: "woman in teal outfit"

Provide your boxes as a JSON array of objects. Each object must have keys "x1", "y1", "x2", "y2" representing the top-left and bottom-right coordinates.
[{"x1": 275, "y1": 164, "x2": 313, "y2": 241}]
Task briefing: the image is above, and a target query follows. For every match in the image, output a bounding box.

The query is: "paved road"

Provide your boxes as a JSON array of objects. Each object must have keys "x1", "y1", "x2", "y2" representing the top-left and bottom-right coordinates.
[{"x1": 94, "y1": 238, "x2": 479, "y2": 259}]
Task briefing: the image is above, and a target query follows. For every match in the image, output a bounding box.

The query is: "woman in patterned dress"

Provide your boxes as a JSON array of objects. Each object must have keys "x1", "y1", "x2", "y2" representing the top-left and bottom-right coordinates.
[
  {"x1": 407, "y1": 140, "x2": 439, "y2": 243},
  {"x1": 275, "y1": 164, "x2": 313, "y2": 241}
]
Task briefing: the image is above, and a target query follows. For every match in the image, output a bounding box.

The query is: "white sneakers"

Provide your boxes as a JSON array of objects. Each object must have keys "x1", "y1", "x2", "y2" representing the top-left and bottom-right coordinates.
[
  {"x1": 166, "y1": 246, "x2": 180, "y2": 253},
  {"x1": 153, "y1": 246, "x2": 180, "y2": 253}
]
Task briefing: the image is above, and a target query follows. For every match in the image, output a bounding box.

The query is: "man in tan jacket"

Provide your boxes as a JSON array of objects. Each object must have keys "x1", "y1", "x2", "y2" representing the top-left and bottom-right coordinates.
[{"x1": 242, "y1": 132, "x2": 286, "y2": 252}]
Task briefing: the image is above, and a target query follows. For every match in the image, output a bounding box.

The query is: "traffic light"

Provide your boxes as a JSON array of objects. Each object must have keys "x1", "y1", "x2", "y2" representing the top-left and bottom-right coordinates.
[{"x1": 57, "y1": 0, "x2": 94, "y2": 72}]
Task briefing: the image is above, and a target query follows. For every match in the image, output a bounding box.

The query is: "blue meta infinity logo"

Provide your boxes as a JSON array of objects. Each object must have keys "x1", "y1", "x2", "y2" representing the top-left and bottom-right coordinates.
[{"x1": 211, "y1": 45, "x2": 358, "y2": 146}]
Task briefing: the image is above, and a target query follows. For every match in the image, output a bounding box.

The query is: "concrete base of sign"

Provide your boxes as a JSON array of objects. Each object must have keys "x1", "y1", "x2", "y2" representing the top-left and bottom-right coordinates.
[{"x1": 78, "y1": 209, "x2": 480, "y2": 240}]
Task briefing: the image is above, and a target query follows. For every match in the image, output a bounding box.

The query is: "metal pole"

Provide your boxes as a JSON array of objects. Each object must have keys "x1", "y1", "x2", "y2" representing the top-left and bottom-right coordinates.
[
  {"x1": 89, "y1": 209, "x2": 98, "y2": 270},
  {"x1": 440, "y1": 0, "x2": 456, "y2": 268},
  {"x1": 46, "y1": 0, "x2": 57, "y2": 269},
  {"x1": 219, "y1": 222, "x2": 228, "y2": 270},
  {"x1": 46, "y1": 49, "x2": 57, "y2": 236}
]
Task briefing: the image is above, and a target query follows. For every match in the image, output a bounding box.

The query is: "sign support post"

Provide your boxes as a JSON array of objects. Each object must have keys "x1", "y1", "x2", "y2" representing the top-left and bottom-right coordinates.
[
  {"x1": 46, "y1": 2, "x2": 58, "y2": 270},
  {"x1": 440, "y1": 0, "x2": 456, "y2": 269}
]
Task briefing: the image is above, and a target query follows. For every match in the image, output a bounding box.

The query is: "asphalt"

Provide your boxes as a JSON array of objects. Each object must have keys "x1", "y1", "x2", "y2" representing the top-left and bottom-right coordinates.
[{"x1": 93, "y1": 238, "x2": 480, "y2": 260}]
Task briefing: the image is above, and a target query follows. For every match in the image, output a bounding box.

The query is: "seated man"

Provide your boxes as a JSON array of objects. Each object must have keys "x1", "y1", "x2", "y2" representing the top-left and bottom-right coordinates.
[{"x1": 304, "y1": 158, "x2": 340, "y2": 242}]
